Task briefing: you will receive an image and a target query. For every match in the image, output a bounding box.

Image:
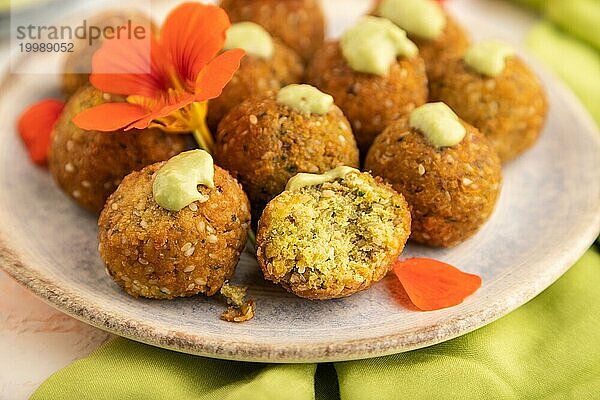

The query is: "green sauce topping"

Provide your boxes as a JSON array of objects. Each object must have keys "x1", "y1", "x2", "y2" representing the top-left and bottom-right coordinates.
[
  {"x1": 152, "y1": 150, "x2": 215, "y2": 212},
  {"x1": 224, "y1": 22, "x2": 274, "y2": 59},
  {"x1": 464, "y1": 40, "x2": 515, "y2": 77},
  {"x1": 410, "y1": 102, "x2": 466, "y2": 148},
  {"x1": 340, "y1": 16, "x2": 418, "y2": 76},
  {"x1": 378, "y1": 0, "x2": 446, "y2": 40},
  {"x1": 276, "y1": 84, "x2": 334, "y2": 115},
  {"x1": 285, "y1": 166, "x2": 359, "y2": 191}
]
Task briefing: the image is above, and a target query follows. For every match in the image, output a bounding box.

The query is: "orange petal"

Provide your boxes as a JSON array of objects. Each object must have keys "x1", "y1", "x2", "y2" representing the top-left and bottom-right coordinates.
[
  {"x1": 195, "y1": 49, "x2": 245, "y2": 101},
  {"x1": 72, "y1": 103, "x2": 151, "y2": 132},
  {"x1": 17, "y1": 99, "x2": 64, "y2": 166},
  {"x1": 125, "y1": 92, "x2": 195, "y2": 131},
  {"x1": 392, "y1": 258, "x2": 482, "y2": 311},
  {"x1": 161, "y1": 3, "x2": 231, "y2": 87},
  {"x1": 91, "y1": 29, "x2": 171, "y2": 98}
]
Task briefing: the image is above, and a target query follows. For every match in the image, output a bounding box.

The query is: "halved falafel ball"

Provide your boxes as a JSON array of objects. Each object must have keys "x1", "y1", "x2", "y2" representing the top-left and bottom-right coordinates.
[
  {"x1": 207, "y1": 39, "x2": 304, "y2": 129},
  {"x1": 429, "y1": 54, "x2": 547, "y2": 162},
  {"x1": 214, "y1": 93, "x2": 359, "y2": 222},
  {"x1": 365, "y1": 116, "x2": 502, "y2": 247},
  {"x1": 307, "y1": 41, "x2": 428, "y2": 152},
  {"x1": 371, "y1": 0, "x2": 470, "y2": 83},
  {"x1": 98, "y1": 163, "x2": 251, "y2": 299},
  {"x1": 256, "y1": 169, "x2": 411, "y2": 300},
  {"x1": 62, "y1": 10, "x2": 156, "y2": 96},
  {"x1": 49, "y1": 85, "x2": 189, "y2": 213},
  {"x1": 219, "y1": 0, "x2": 325, "y2": 64}
]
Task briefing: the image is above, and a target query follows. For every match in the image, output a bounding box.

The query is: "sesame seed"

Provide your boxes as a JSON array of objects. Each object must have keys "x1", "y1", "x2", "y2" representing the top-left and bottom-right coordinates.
[
  {"x1": 140, "y1": 220, "x2": 149, "y2": 229},
  {"x1": 181, "y1": 242, "x2": 193, "y2": 252},
  {"x1": 184, "y1": 246, "x2": 196, "y2": 257},
  {"x1": 462, "y1": 178, "x2": 473, "y2": 186},
  {"x1": 198, "y1": 194, "x2": 209, "y2": 203},
  {"x1": 207, "y1": 234, "x2": 218, "y2": 243},
  {"x1": 384, "y1": 99, "x2": 393, "y2": 108},
  {"x1": 418, "y1": 164, "x2": 426, "y2": 176},
  {"x1": 160, "y1": 287, "x2": 171, "y2": 295},
  {"x1": 65, "y1": 163, "x2": 74, "y2": 172},
  {"x1": 81, "y1": 180, "x2": 91, "y2": 188},
  {"x1": 188, "y1": 203, "x2": 198, "y2": 212},
  {"x1": 338, "y1": 135, "x2": 346, "y2": 143},
  {"x1": 197, "y1": 221, "x2": 206, "y2": 232},
  {"x1": 102, "y1": 93, "x2": 111, "y2": 101},
  {"x1": 72, "y1": 190, "x2": 81, "y2": 198},
  {"x1": 186, "y1": 283, "x2": 195, "y2": 291},
  {"x1": 206, "y1": 224, "x2": 215, "y2": 234},
  {"x1": 138, "y1": 257, "x2": 149, "y2": 265},
  {"x1": 66, "y1": 140, "x2": 75, "y2": 151},
  {"x1": 184, "y1": 265, "x2": 196, "y2": 273},
  {"x1": 249, "y1": 115, "x2": 258, "y2": 124},
  {"x1": 195, "y1": 278, "x2": 207, "y2": 286}
]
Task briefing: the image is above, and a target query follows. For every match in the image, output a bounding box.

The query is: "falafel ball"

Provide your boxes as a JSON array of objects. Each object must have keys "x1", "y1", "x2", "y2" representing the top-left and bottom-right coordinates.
[
  {"x1": 49, "y1": 85, "x2": 189, "y2": 213},
  {"x1": 98, "y1": 162, "x2": 251, "y2": 299},
  {"x1": 256, "y1": 169, "x2": 411, "y2": 300},
  {"x1": 214, "y1": 93, "x2": 360, "y2": 222},
  {"x1": 306, "y1": 41, "x2": 428, "y2": 152},
  {"x1": 371, "y1": 0, "x2": 470, "y2": 82},
  {"x1": 207, "y1": 39, "x2": 304, "y2": 130},
  {"x1": 429, "y1": 56, "x2": 548, "y2": 162},
  {"x1": 365, "y1": 116, "x2": 502, "y2": 247},
  {"x1": 219, "y1": 0, "x2": 325, "y2": 64},
  {"x1": 62, "y1": 10, "x2": 156, "y2": 96}
]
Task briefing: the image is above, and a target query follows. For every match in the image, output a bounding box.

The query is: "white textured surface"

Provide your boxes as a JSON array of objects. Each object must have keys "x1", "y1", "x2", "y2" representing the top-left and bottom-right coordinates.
[{"x1": 0, "y1": 271, "x2": 111, "y2": 400}]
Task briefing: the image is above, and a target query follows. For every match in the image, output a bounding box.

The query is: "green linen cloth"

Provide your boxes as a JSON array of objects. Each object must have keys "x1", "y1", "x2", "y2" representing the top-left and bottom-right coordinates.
[
  {"x1": 31, "y1": 250, "x2": 600, "y2": 399},
  {"x1": 31, "y1": 2, "x2": 600, "y2": 399}
]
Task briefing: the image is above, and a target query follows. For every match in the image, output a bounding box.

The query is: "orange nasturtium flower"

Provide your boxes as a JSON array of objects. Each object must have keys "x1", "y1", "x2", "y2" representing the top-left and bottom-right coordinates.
[{"x1": 72, "y1": 3, "x2": 245, "y2": 152}]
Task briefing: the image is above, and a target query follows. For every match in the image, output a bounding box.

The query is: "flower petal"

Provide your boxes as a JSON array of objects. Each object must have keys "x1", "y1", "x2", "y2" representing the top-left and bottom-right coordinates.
[
  {"x1": 392, "y1": 258, "x2": 482, "y2": 311},
  {"x1": 17, "y1": 99, "x2": 64, "y2": 166},
  {"x1": 72, "y1": 103, "x2": 151, "y2": 132},
  {"x1": 91, "y1": 29, "x2": 171, "y2": 98},
  {"x1": 195, "y1": 49, "x2": 245, "y2": 101},
  {"x1": 161, "y1": 3, "x2": 231, "y2": 87},
  {"x1": 126, "y1": 92, "x2": 195, "y2": 131}
]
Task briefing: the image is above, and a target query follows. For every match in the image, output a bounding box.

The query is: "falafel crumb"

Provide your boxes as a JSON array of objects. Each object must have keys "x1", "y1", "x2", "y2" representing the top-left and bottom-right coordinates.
[{"x1": 220, "y1": 282, "x2": 255, "y2": 323}]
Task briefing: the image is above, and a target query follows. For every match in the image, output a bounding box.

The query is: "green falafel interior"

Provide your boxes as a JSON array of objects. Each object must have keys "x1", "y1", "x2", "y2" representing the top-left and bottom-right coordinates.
[
  {"x1": 377, "y1": 0, "x2": 446, "y2": 40},
  {"x1": 464, "y1": 40, "x2": 515, "y2": 77},
  {"x1": 410, "y1": 102, "x2": 466, "y2": 148},
  {"x1": 258, "y1": 169, "x2": 411, "y2": 299},
  {"x1": 286, "y1": 166, "x2": 359, "y2": 191},
  {"x1": 152, "y1": 150, "x2": 215, "y2": 212},
  {"x1": 224, "y1": 22, "x2": 274, "y2": 60},
  {"x1": 341, "y1": 16, "x2": 418, "y2": 76},
  {"x1": 276, "y1": 84, "x2": 334, "y2": 115}
]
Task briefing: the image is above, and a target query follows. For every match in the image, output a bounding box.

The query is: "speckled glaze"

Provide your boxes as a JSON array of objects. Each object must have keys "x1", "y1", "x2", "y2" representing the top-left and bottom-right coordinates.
[{"x1": 0, "y1": 1, "x2": 599, "y2": 363}]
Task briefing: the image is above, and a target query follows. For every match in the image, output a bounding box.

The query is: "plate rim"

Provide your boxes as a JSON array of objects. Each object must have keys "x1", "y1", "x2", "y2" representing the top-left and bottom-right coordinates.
[{"x1": 1, "y1": 27, "x2": 600, "y2": 364}]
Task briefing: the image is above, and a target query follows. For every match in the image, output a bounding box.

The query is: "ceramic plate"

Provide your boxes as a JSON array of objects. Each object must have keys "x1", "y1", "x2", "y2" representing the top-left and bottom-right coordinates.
[{"x1": 1, "y1": 0, "x2": 599, "y2": 363}]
